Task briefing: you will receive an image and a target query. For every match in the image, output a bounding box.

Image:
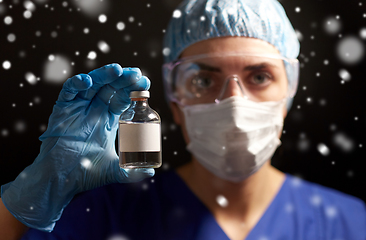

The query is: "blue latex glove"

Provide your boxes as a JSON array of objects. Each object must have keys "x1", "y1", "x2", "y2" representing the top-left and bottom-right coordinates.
[{"x1": 1, "y1": 64, "x2": 155, "y2": 232}]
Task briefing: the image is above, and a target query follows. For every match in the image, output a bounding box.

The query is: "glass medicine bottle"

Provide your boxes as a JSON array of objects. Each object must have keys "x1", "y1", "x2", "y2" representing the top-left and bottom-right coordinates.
[{"x1": 119, "y1": 90, "x2": 162, "y2": 169}]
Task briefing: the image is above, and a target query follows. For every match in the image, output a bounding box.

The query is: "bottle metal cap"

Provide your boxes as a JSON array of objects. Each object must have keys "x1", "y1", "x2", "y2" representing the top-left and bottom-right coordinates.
[{"x1": 130, "y1": 90, "x2": 150, "y2": 98}]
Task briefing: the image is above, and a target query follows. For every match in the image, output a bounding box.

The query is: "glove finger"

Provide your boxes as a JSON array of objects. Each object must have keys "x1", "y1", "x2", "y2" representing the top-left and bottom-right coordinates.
[
  {"x1": 109, "y1": 76, "x2": 151, "y2": 115},
  {"x1": 120, "y1": 168, "x2": 155, "y2": 183},
  {"x1": 95, "y1": 68, "x2": 142, "y2": 106},
  {"x1": 57, "y1": 74, "x2": 92, "y2": 102},
  {"x1": 77, "y1": 63, "x2": 123, "y2": 100},
  {"x1": 109, "y1": 67, "x2": 142, "y2": 89}
]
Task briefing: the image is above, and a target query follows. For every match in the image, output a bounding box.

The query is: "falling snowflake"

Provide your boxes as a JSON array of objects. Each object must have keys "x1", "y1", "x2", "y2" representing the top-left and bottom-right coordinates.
[
  {"x1": 4, "y1": 16, "x2": 13, "y2": 24},
  {"x1": 336, "y1": 36, "x2": 364, "y2": 65},
  {"x1": 98, "y1": 41, "x2": 110, "y2": 53},
  {"x1": 98, "y1": 14, "x2": 107, "y2": 23},
  {"x1": 2, "y1": 60, "x2": 11, "y2": 70},
  {"x1": 216, "y1": 195, "x2": 229, "y2": 207},
  {"x1": 172, "y1": 9, "x2": 182, "y2": 18},
  {"x1": 323, "y1": 16, "x2": 342, "y2": 35},
  {"x1": 338, "y1": 69, "x2": 351, "y2": 81},
  {"x1": 81, "y1": 158, "x2": 92, "y2": 169},
  {"x1": 43, "y1": 54, "x2": 72, "y2": 84},
  {"x1": 116, "y1": 21, "x2": 125, "y2": 31},
  {"x1": 333, "y1": 132, "x2": 354, "y2": 152},
  {"x1": 162, "y1": 48, "x2": 171, "y2": 56},
  {"x1": 14, "y1": 120, "x2": 27, "y2": 133},
  {"x1": 87, "y1": 51, "x2": 97, "y2": 60},
  {"x1": 310, "y1": 194, "x2": 322, "y2": 206},
  {"x1": 25, "y1": 72, "x2": 37, "y2": 85},
  {"x1": 317, "y1": 143, "x2": 330, "y2": 156}
]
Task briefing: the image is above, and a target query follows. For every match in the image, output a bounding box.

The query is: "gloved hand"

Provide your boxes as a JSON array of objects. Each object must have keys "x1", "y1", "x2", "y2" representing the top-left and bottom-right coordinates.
[{"x1": 0, "y1": 63, "x2": 155, "y2": 232}]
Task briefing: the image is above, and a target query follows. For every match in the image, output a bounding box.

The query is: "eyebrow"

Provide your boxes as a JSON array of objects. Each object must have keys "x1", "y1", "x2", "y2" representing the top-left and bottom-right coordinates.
[
  {"x1": 243, "y1": 63, "x2": 278, "y2": 71},
  {"x1": 191, "y1": 62, "x2": 279, "y2": 72},
  {"x1": 193, "y1": 62, "x2": 221, "y2": 72}
]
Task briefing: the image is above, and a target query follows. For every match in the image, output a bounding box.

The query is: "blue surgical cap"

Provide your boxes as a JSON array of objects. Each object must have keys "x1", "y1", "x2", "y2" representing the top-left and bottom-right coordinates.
[{"x1": 163, "y1": 0, "x2": 300, "y2": 63}]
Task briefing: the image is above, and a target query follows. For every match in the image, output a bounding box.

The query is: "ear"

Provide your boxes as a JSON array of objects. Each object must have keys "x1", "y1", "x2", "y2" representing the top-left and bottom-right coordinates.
[{"x1": 170, "y1": 102, "x2": 183, "y2": 126}]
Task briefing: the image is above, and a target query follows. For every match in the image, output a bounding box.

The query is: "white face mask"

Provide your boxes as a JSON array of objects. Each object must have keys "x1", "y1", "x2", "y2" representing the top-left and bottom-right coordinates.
[{"x1": 181, "y1": 96, "x2": 285, "y2": 182}]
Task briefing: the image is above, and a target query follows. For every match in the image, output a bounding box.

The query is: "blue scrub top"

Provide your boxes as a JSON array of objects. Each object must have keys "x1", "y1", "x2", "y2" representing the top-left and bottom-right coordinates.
[{"x1": 22, "y1": 171, "x2": 366, "y2": 240}]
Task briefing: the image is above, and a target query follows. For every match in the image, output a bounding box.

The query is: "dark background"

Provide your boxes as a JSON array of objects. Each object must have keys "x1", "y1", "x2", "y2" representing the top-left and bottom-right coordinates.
[{"x1": 0, "y1": 0, "x2": 365, "y2": 202}]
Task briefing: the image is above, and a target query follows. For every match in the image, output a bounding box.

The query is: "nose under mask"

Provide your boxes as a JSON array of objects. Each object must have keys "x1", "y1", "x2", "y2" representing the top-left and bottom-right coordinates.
[{"x1": 182, "y1": 96, "x2": 285, "y2": 182}]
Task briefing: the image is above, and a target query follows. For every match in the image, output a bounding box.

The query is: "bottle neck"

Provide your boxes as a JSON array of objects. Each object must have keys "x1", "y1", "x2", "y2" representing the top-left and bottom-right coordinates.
[{"x1": 130, "y1": 98, "x2": 149, "y2": 107}]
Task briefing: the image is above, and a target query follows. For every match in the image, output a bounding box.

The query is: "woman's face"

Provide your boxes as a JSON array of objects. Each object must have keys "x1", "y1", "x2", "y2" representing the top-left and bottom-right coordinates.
[{"x1": 170, "y1": 37, "x2": 289, "y2": 144}]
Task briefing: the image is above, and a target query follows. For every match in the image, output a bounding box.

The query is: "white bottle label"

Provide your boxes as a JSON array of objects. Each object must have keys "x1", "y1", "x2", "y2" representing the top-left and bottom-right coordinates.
[{"x1": 119, "y1": 123, "x2": 161, "y2": 152}]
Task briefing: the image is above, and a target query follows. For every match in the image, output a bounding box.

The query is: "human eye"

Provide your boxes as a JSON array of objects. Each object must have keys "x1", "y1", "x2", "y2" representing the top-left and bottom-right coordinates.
[
  {"x1": 248, "y1": 72, "x2": 273, "y2": 86},
  {"x1": 189, "y1": 73, "x2": 215, "y2": 90}
]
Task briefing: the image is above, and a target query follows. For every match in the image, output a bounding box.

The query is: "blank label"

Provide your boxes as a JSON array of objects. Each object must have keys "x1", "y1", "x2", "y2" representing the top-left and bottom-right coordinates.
[{"x1": 119, "y1": 123, "x2": 161, "y2": 152}]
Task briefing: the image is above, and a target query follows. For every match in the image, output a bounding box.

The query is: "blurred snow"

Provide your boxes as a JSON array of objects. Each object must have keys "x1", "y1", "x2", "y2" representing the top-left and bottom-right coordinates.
[
  {"x1": 23, "y1": 10, "x2": 32, "y2": 19},
  {"x1": 1, "y1": 129, "x2": 9, "y2": 137},
  {"x1": 297, "y1": 133, "x2": 310, "y2": 152},
  {"x1": 25, "y1": 72, "x2": 37, "y2": 85},
  {"x1": 2, "y1": 60, "x2": 11, "y2": 70},
  {"x1": 81, "y1": 158, "x2": 92, "y2": 169},
  {"x1": 0, "y1": 4, "x2": 5, "y2": 16},
  {"x1": 325, "y1": 206, "x2": 337, "y2": 218},
  {"x1": 333, "y1": 132, "x2": 354, "y2": 152},
  {"x1": 33, "y1": 0, "x2": 48, "y2": 3},
  {"x1": 310, "y1": 194, "x2": 322, "y2": 206},
  {"x1": 98, "y1": 14, "x2": 107, "y2": 23},
  {"x1": 4, "y1": 15, "x2": 12, "y2": 24},
  {"x1": 106, "y1": 235, "x2": 129, "y2": 240},
  {"x1": 360, "y1": 28, "x2": 366, "y2": 39},
  {"x1": 162, "y1": 48, "x2": 171, "y2": 56},
  {"x1": 71, "y1": 0, "x2": 109, "y2": 18},
  {"x1": 338, "y1": 69, "x2": 351, "y2": 81},
  {"x1": 87, "y1": 51, "x2": 97, "y2": 60},
  {"x1": 323, "y1": 16, "x2": 342, "y2": 35},
  {"x1": 336, "y1": 36, "x2": 364, "y2": 65},
  {"x1": 216, "y1": 195, "x2": 229, "y2": 207},
  {"x1": 172, "y1": 9, "x2": 182, "y2": 18},
  {"x1": 116, "y1": 22, "x2": 125, "y2": 31},
  {"x1": 14, "y1": 120, "x2": 26, "y2": 133},
  {"x1": 7, "y1": 33, "x2": 16, "y2": 42},
  {"x1": 98, "y1": 41, "x2": 110, "y2": 53},
  {"x1": 43, "y1": 54, "x2": 72, "y2": 84},
  {"x1": 284, "y1": 203, "x2": 294, "y2": 213},
  {"x1": 295, "y1": 29, "x2": 303, "y2": 41},
  {"x1": 317, "y1": 143, "x2": 330, "y2": 156},
  {"x1": 23, "y1": 1, "x2": 36, "y2": 11}
]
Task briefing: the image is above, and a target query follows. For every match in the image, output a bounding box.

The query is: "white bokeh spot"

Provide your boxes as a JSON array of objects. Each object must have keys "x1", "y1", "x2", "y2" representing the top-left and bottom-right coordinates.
[
  {"x1": 336, "y1": 36, "x2": 364, "y2": 65},
  {"x1": 323, "y1": 16, "x2": 342, "y2": 35},
  {"x1": 25, "y1": 72, "x2": 37, "y2": 85},
  {"x1": 4, "y1": 16, "x2": 13, "y2": 25},
  {"x1": 325, "y1": 206, "x2": 338, "y2": 218},
  {"x1": 43, "y1": 54, "x2": 72, "y2": 84},
  {"x1": 98, "y1": 14, "x2": 107, "y2": 23},
  {"x1": 2, "y1": 60, "x2": 11, "y2": 70},
  {"x1": 172, "y1": 9, "x2": 182, "y2": 18},
  {"x1": 162, "y1": 47, "x2": 171, "y2": 56},
  {"x1": 87, "y1": 51, "x2": 97, "y2": 60},
  {"x1": 216, "y1": 195, "x2": 229, "y2": 208},
  {"x1": 117, "y1": 22, "x2": 125, "y2": 31},
  {"x1": 310, "y1": 194, "x2": 322, "y2": 206},
  {"x1": 317, "y1": 143, "x2": 330, "y2": 156},
  {"x1": 98, "y1": 41, "x2": 110, "y2": 53},
  {"x1": 81, "y1": 158, "x2": 92, "y2": 169}
]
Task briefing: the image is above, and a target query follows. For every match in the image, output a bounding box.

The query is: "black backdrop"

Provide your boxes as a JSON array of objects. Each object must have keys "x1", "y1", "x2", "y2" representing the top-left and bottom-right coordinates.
[{"x1": 0, "y1": 0, "x2": 365, "y2": 202}]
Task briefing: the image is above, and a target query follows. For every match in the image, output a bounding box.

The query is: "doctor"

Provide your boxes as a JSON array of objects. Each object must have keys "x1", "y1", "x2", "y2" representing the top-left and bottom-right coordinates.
[{"x1": 1, "y1": 0, "x2": 365, "y2": 239}]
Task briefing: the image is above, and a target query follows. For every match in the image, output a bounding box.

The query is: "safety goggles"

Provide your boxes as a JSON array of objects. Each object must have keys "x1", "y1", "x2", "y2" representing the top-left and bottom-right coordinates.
[{"x1": 162, "y1": 52, "x2": 299, "y2": 106}]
